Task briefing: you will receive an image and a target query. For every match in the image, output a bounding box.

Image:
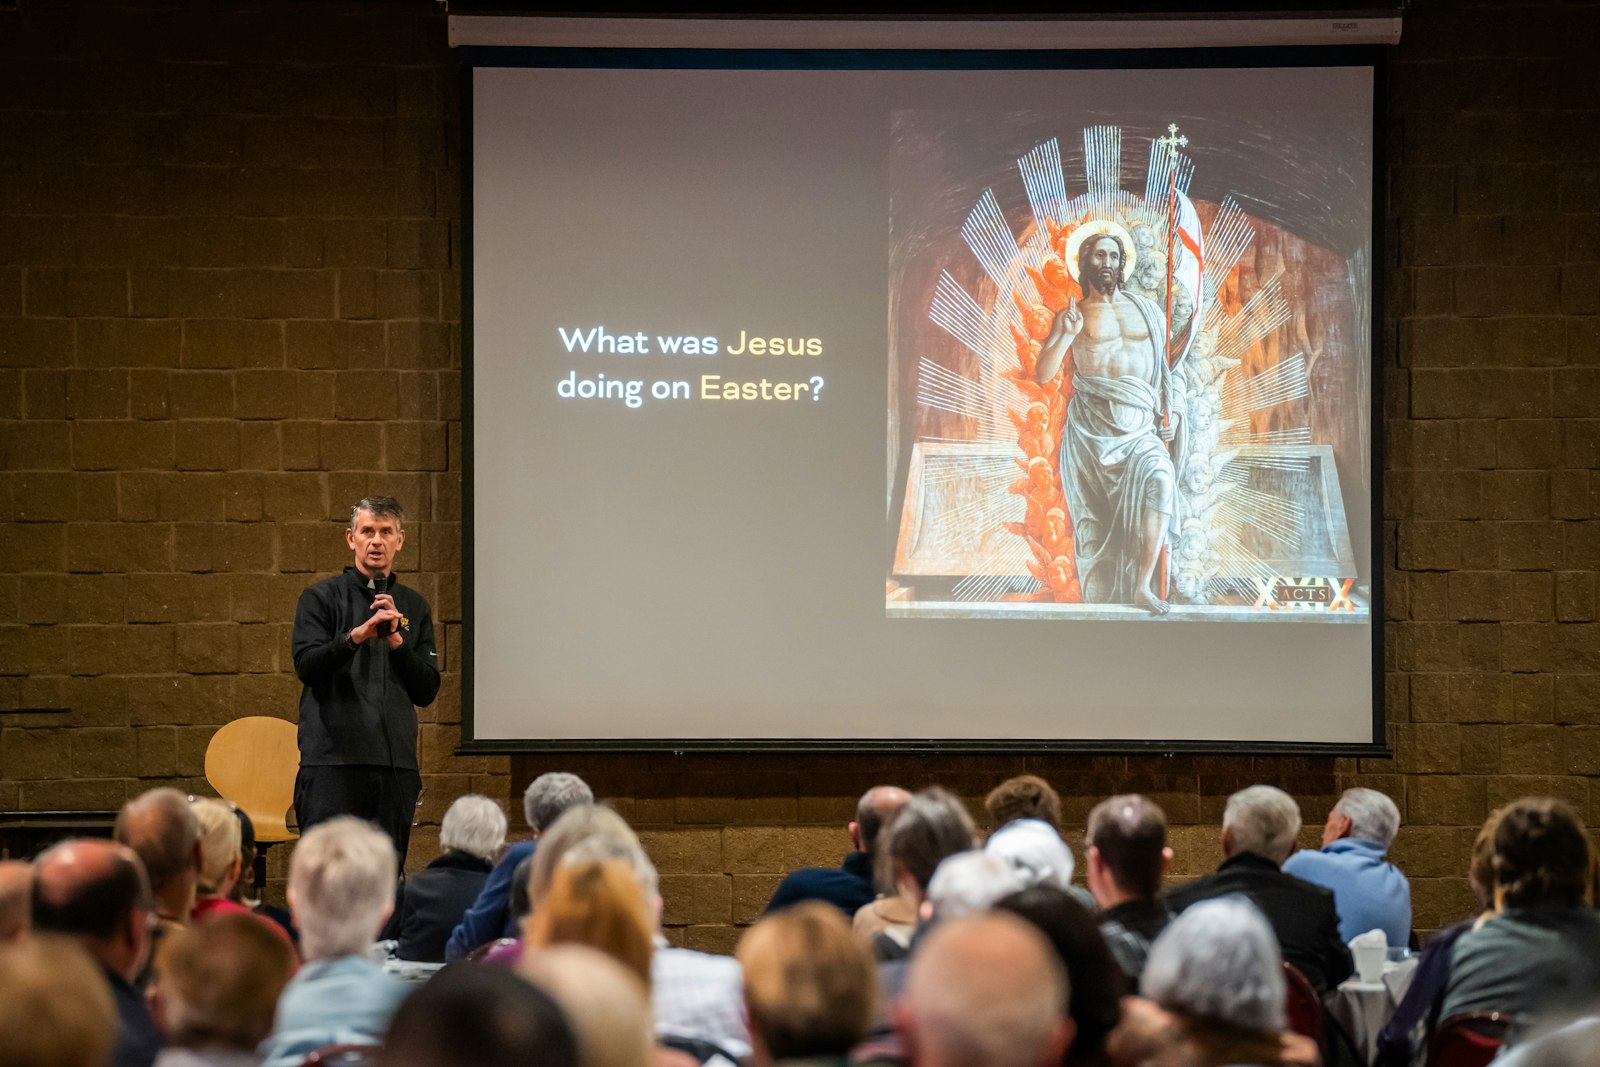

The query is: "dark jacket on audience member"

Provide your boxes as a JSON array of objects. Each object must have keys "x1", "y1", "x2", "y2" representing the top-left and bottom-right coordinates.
[
  {"x1": 107, "y1": 965, "x2": 163, "y2": 1067},
  {"x1": 1099, "y1": 897, "x2": 1176, "y2": 982},
  {"x1": 765, "y1": 852, "x2": 876, "y2": 918},
  {"x1": 384, "y1": 850, "x2": 494, "y2": 963},
  {"x1": 1164, "y1": 851, "x2": 1354, "y2": 994},
  {"x1": 444, "y1": 839, "x2": 537, "y2": 960}
]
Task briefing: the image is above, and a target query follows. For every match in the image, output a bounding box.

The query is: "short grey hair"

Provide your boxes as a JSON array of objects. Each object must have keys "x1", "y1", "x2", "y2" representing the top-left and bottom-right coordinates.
[
  {"x1": 522, "y1": 773, "x2": 595, "y2": 834},
  {"x1": 1223, "y1": 786, "x2": 1302, "y2": 865},
  {"x1": 288, "y1": 818, "x2": 397, "y2": 961},
  {"x1": 1334, "y1": 788, "x2": 1401, "y2": 849},
  {"x1": 526, "y1": 805, "x2": 659, "y2": 909},
  {"x1": 1141, "y1": 897, "x2": 1286, "y2": 1032},
  {"x1": 440, "y1": 795, "x2": 508, "y2": 863},
  {"x1": 926, "y1": 851, "x2": 1024, "y2": 919},
  {"x1": 349, "y1": 495, "x2": 404, "y2": 530}
]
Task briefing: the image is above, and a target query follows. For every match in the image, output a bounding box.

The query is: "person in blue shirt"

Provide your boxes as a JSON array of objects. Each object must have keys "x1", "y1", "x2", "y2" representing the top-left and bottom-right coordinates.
[
  {"x1": 443, "y1": 771, "x2": 592, "y2": 960},
  {"x1": 1283, "y1": 786, "x2": 1411, "y2": 947}
]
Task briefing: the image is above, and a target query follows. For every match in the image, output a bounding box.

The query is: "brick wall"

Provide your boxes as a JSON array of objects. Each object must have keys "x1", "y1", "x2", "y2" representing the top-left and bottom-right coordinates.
[{"x1": 2, "y1": 0, "x2": 1598, "y2": 948}]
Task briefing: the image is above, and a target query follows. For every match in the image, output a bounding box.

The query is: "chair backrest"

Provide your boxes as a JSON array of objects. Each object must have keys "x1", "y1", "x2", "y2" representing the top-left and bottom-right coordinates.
[
  {"x1": 204, "y1": 716, "x2": 300, "y2": 843},
  {"x1": 1425, "y1": 1011, "x2": 1511, "y2": 1067},
  {"x1": 1282, "y1": 960, "x2": 1324, "y2": 1042}
]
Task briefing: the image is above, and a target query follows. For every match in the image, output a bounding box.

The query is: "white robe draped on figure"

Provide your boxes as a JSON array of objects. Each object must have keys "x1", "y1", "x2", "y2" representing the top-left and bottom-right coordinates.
[{"x1": 1058, "y1": 290, "x2": 1185, "y2": 605}]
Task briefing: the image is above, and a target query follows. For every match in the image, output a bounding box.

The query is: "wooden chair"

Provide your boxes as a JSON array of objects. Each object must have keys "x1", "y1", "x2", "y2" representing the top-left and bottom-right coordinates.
[
  {"x1": 204, "y1": 716, "x2": 300, "y2": 888},
  {"x1": 1424, "y1": 1011, "x2": 1511, "y2": 1067}
]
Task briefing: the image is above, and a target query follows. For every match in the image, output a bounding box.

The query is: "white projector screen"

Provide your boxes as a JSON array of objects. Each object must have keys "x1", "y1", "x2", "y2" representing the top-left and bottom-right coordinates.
[{"x1": 463, "y1": 49, "x2": 1383, "y2": 751}]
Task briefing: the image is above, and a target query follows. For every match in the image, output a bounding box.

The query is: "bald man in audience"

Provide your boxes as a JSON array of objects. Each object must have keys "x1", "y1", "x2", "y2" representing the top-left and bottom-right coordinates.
[
  {"x1": 896, "y1": 912, "x2": 1074, "y2": 1067},
  {"x1": 32, "y1": 838, "x2": 163, "y2": 1067},
  {"x1": 1165, "y1": 784, "x2": 1352, "y2": 994},
  {"x1": 767, "y1": 784, "x2": 910, "y2": 918},
  {"x1": 0, "y1": 858, "x2": 32, "y2": 941},
  {"x1": 0, "y1": 933, "x2": 118, "y2": 1067},
  {"x1": 114, "y1": 789, "x2": 204, "y2": 945}
]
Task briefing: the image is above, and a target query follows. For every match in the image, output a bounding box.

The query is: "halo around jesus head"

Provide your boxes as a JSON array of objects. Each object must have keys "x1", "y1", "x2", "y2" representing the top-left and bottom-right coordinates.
[{"x1": 1062, "y1": 219, "x2": 1138, "y2": 282}]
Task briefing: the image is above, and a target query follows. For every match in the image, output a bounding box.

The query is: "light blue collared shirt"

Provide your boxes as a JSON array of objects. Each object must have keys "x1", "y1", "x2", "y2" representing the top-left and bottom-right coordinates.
[{"x1": 1283, "y1": 837, "x2": 1411, "y2": 946}]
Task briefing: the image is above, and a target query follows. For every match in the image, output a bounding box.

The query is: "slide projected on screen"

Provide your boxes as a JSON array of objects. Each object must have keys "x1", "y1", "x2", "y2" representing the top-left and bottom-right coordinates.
[{"x1": 467, "y1": 56, "x2": 1380, "y2": 750}]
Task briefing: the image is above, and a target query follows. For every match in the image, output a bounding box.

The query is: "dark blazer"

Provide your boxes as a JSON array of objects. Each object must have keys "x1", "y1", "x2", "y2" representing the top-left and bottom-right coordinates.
[
  {"x1": 387, "y1": 850, "x2": 493, "y2": 962},
  {"x1": 1164, "y1": 851, "x2": 1354, "y2": 994}
]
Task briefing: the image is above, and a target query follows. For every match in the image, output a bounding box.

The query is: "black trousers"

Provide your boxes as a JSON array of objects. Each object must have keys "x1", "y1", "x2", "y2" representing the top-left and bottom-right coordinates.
[{"x1": 294, "y1": 764, "x2": 423, "y2": 867}]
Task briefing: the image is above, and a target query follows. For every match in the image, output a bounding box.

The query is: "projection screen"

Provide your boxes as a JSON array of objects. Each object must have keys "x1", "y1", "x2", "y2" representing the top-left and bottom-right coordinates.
[{"x1": 462, "y1": 44, "x2": 1384, "y2": 752}]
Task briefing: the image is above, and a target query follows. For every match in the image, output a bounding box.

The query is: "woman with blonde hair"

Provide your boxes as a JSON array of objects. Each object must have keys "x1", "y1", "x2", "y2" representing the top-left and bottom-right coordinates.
[{"x1": 524, "y1": 859, "x2": 655, "y2": 986}]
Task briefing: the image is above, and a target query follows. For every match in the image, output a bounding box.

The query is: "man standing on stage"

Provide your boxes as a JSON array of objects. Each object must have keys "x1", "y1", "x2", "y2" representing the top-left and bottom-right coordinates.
[{"x1": 292, "y1": 496, "x2": 439, "y2": 864}]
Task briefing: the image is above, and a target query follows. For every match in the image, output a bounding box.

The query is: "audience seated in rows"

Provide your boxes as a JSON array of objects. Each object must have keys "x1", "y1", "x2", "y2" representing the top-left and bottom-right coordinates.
[
  {"x1": 1282, "y1": 786, "x2": 1411, "y2": 946},
  {"x1": 1165, "y1": 784, "x2": 1352, "y2": 993},
  {"x1": 766, "y1": 785, "x2": 909, "y2": 919},
  {"x1": 386, "y1": 793, "x2": 506, "y2": 962},
  {"x1": 0, "y1": 932, "x2": 118, "y2": 1067},
  {"x1": 738, "y1": 901, "x2": 878, "y2": 1067},
  {"x1": 376, "y1": 962, "x2": 580, "y2": 1067},
  {"x1": 32, "y1": 838, "x2": 163, "y2": 1067},
  {"x1": 1084, "y1": 794, "x2": 1173, "y2": 982},
  {"x1": 148, "y1": 912, "x2": 297, "y2": 1067},
  {"x1": 444, "y1": 771, "x2": 594, "y2": 960},
  {"x1": 855, "y1": 787, "x2": 978, "y2": 958},
  {"x1": 16, "y1": 775, "x2": 1600, "y2": 1067},
  {"x1": 258, "y1": 818, "x2": 408, "y2": 1067}
]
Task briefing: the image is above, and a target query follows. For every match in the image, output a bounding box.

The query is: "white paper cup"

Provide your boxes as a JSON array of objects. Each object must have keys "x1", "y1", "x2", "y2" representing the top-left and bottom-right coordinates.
[{"x1": 1353, "y1": 942, "x2": 1385, "y2": 983}]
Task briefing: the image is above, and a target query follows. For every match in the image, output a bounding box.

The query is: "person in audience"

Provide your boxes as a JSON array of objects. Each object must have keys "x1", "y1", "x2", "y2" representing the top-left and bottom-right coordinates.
[
  {"x1": 376, "y1": 963, "x2": 581, "y2": 1067},
  {"x1": 516, "y1": 804, "x2": 752, "y2": 1062},
  {"x1": 1439, "y1": 796, "x2": 1600, "y2": 1028},
  {"x1": 1084, "y1": 794, "x2": 1174, "y2": 982},
  {"x1": 986, "y1": 774, "x2": 1064, "y2": 832},
  {"x1": 996, "y1": 885, "x2": 1127, "y2": 1067},
  {"x1": 147, "y1": 912, "x2": 297, "y2": 1067},
  {"x1": 767, "y1": 785, "x2": 909, "y2": 918},
  {"x1": 0, "y1": 858, "x2": 32, "y2": 941},
  {"x1": 223, "y1": 807, "x2": 296, "y2": 944},
  {"x1": 1374, "y1": 806, "x2": 1503, "y2": 1067},
  {"x1": 32, "y1": 838, "x2": 163, "y2": 1067},
  {"x1": 257, "y1": 818, "x2": 408, "y2": 1067},
  {"x1": 445, "y1": 771, "x2": 593, "y2": 960},
  {"x1": 926, "y1": 850, "x2": 1025, "y2": 920},
  {"x1": 738, "y1": 901, "x2": 878, "y2": 1067},
  {"x1": 387, "y1": 793, "x2": 505, "y2": 962},
  {"x1": 1135, "y1": 897, "x2": 1317, "y2": 1067},
  {"x1": 896, "y1": 911, "x2": 1074, "y2": 1067},
  {"x1": 525, "y1": 859, "x2": 656, "y2": 986},
  {"x1": 987, "y1": 817, "x2": 1096, "y2": 911},
  {"x1": 187, "y1": 799, "x2": 297, "y2": 957},
  {"x1": 1282, "y1": 786, "x2": 1411, "y2": 945},
  {"x1": 521, "y1": 943, "x2": 658, "y2": 1067},
  {"x1": 1165, "y1": 785, "x2": 1352, "y2": 993},
  {"x1": 855, "y1": 786, "x2": 977, "y2": 958},
  {"x1": 115, "y1": 788, "x2": 204, "y2": 957},
  {"x1": 1495, "y1": 1013, "x2": 1600, "y2": 1067},
  {"x1": 0, "y1": 932, "x2": 118, "y2": 1067}
]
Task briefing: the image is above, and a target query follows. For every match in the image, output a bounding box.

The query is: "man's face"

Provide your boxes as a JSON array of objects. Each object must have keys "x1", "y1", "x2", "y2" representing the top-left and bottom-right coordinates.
[
  {"x1": 1080, "y1": 236, "x2": 1122, "y2": 295},
  {"x1": 347, "y1": 510, "x2": 404, "y2": 577}
]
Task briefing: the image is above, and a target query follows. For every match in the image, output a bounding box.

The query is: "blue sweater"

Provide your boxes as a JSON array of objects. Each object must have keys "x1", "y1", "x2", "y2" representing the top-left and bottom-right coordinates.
[
  {"x1": 1282, "y1": 837, "x2": 1411, "y2": 946},
  {"x1": 444, "y1": 839, "x2": 537, "y2": 960}
]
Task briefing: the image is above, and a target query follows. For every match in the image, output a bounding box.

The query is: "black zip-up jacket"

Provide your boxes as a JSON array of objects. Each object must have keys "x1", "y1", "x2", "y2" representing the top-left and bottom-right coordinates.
[{"x1": 292, "y1": 566, "x2": 440, "y2": 769}]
